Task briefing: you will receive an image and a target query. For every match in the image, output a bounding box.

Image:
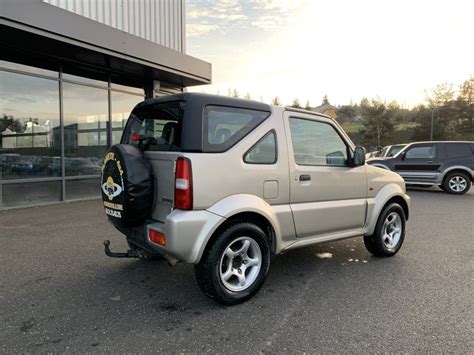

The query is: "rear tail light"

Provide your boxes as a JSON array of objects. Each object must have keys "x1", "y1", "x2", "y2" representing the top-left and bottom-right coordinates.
[{"x1": 174, "y1": 157, "x2": 193, "y2": 210}]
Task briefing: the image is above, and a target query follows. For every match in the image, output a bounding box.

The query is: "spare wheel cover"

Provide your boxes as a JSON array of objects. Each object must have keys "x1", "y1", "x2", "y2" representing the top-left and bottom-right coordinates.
[{"x1": 101, "y1": 144, "x2": 153, "y2": 228}]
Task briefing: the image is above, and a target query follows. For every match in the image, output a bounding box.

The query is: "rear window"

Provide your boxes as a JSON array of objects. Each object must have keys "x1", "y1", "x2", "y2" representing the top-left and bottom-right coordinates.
[
  {"x1": 445, "y1": 143, "x2": 472, "y2": 158},
  {"x1": 203, "y1": 106, "x2": 270, "y2": 152},
  {"x1": 123, "y1": 101, "x2": 183, "y2": 151}
]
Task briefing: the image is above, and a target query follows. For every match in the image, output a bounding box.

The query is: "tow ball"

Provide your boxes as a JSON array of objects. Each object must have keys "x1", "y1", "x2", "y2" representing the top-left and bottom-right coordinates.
[{"x1": 103, "y1": 240, "x2": 139, "y2": 258}]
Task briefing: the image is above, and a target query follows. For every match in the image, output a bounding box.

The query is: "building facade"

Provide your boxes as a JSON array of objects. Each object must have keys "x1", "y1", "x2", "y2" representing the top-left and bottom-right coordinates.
[{"x1": 0, "y1": 0, "x2": 211, "y2": 209}]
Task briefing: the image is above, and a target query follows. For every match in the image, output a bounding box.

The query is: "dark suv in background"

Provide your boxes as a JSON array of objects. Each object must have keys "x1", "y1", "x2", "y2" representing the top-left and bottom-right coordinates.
[{"x1": 368, "y1": 141, "x2": 474, "y2": 194}]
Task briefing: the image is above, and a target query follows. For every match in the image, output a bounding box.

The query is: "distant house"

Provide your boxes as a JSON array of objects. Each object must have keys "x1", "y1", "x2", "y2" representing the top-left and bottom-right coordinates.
[{"x1": 311, "y1": 103, "x2": 337, "y2": 119}]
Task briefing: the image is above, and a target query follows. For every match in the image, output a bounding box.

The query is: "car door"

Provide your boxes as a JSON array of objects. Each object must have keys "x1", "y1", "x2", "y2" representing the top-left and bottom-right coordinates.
[
  {"x1": 394, "y1": 143, "x2": 440, "y2": 183},
  {"x1": 283, "y1": 112, "x2": 367, "y2": 239}
]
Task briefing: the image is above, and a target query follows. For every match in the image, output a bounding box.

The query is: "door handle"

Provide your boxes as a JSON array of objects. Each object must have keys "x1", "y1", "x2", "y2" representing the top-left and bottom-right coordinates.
[
  {"x1": 299, "y1": 174, "x2": 311, "y2": 182},
  {"x1": 427, "y1": 160, "x2": 433, "y2": 163}
]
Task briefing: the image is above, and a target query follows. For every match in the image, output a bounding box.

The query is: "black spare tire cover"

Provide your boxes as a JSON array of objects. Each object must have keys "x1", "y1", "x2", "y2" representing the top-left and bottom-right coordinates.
[{"x1": 101, "y1": 144, "x2": 153, "y2": 228}]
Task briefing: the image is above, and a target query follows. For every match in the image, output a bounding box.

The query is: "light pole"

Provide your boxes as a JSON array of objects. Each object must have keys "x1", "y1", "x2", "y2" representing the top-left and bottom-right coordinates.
[{"x1": 430, "y1": 106, "x2": 436, "y2": 141}]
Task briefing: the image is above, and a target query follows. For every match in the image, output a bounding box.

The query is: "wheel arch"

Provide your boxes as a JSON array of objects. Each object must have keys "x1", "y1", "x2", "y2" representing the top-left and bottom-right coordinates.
[
  {"x1": 365, "y1": 184, "x2": 411, "y2": 236},
  {"x1": 198, "y1": 194, "x2": 283, "y2": 262},
  {"x1": 206, "y1": 212, "x2": 277, "y2": 256},
  {"x1": 440, "y1": 167, "x2": 474, "y2": 183}
]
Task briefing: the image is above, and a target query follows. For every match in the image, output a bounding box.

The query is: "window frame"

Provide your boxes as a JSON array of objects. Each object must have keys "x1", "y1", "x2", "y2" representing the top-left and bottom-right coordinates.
[
  {"x1": 288, "y1": 116, "x2": 353, "y2": 168},
  {"x1": 243, "y1": 130, "x2": 278, "y2": 165}
]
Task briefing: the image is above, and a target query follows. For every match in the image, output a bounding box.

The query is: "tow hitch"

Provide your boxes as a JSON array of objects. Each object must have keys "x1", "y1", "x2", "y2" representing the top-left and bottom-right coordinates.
[{"x1": 103, "y1": 240, "x2": 139, "y2": 258}]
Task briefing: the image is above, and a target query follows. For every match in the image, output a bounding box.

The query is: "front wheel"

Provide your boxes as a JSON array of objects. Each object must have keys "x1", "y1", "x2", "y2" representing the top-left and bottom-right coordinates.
[
  {"x1": 364, "y1": 203, "x2": 406, "y2": 257},
  {"x1": 195, "y1": 223, "x2": 271, "y2": 305}
]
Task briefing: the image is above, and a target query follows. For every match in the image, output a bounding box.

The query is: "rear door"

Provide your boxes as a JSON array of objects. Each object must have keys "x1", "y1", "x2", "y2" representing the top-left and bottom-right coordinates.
[
  {"x1": 122, "y1": 102, "x2": 183, "y2": 222},
  {"x1": 394, "y1": 143, "x2": 440, "y2": 183},
  {"x1": 283, "y1": 112, "x2": 367, "y2": 238}
]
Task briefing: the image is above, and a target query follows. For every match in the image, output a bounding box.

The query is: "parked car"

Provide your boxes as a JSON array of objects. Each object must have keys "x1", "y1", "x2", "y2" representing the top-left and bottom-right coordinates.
[
  {"x1": 377, "y1": 144, "x2": 407, "y2": 158},
  {"x1": 100, "y1": 93, "x2": 410, "y2": 305},
  {"x1": 366, "y1": 144, "x2": 407, "y2": 160},
  {"x1": 368, "y1": 141, "x2": 474, "y2": 194}
]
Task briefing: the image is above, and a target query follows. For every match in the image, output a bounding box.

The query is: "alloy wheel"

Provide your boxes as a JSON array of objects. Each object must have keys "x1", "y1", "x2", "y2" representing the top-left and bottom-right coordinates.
[
  {"x1": 448, "y1": 176, "x2": 467, "y2": 192},
  {"x1": 219, "y1": 237, "x2": 262, "y2": 292},
  {"x1": 382, "y1": 212, "x2": 402, "y2": 250}
]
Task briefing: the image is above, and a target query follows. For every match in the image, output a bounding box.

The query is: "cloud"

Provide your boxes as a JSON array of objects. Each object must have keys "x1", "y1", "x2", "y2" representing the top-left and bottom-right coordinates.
[
  {"x1": 186, "y1": 0, "x2": 249, "y2": 37},
  {"x1": 250, "y1": 15, "x2": 281, "y2": 30},
  {"x1": 186, "y1": 23, "x2": 220, "y2": 38}
]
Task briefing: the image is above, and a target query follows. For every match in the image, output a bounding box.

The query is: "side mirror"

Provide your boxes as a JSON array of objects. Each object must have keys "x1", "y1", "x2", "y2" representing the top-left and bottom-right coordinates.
[
  {"x1": 353, "y1": 146, "x2": 366, "y2": 167},
  {"x1": 400, "y1": 151, "x2": 406, "y2": 160}
]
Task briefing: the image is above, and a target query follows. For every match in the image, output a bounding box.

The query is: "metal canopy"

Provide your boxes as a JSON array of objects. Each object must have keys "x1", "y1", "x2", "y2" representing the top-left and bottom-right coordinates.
[{"x1": 0, "y1": 0, "x2": 211, "y2": 88}]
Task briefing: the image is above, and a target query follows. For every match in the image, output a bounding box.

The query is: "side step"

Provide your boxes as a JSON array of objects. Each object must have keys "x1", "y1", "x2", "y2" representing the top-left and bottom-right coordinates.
[{"x1": 103, "y1": 240, "x2": 139, "y2": 258}]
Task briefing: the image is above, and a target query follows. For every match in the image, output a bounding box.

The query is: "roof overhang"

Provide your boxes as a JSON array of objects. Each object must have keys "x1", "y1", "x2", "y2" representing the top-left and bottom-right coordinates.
[{"x1": 0, "y1": 0, "x2": 211, "y2": 87}]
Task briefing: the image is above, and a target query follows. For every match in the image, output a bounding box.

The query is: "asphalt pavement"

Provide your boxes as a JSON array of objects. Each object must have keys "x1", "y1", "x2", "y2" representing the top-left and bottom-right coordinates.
[{"x1": 1, "y1": 187, "x2": 473, "y2": 353}]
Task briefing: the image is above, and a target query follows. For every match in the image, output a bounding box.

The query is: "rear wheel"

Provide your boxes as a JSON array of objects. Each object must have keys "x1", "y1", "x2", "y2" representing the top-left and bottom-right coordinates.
[
  {"x1": 443, "y1": 172, "x2": 471, "y2": 195},
  {"x1": 364, "y1": 203, "x2": 406, "y2": 257},
  {"x1": 195, "y1": 223, "x2": 270, "y2": 305}
]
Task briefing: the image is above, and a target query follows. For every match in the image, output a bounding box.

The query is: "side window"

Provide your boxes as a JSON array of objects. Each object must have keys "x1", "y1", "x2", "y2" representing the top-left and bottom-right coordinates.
[
  {"x1": 405, "y1": 145, "x2": 435, "y2": 159},
  {"x1": 244, "y1": 131, "x2": 277, "y2": 164},
  {"x1": 289, "y1": 117, "x2": 349, "y2": 166},
  {"x1": 445, "y1": 143, "x2": 472, "y2": 158},
  {"x1": 204, "y1": 106, "x2": 270, "y2": 152}
]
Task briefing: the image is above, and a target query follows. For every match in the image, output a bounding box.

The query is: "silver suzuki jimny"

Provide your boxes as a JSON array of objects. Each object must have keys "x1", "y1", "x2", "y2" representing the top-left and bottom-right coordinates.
[{"x1": 101, "y1": 93, "x2": 410, "y2": 305}]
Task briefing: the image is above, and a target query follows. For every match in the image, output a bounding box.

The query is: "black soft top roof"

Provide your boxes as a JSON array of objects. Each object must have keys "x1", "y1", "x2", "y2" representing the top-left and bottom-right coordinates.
[
  {"x1": 131, "y1": 93, "x2": 272, "y2": 152},
  {"x1": 134, "y1": 92, "x2": 271, "y2": 112}
]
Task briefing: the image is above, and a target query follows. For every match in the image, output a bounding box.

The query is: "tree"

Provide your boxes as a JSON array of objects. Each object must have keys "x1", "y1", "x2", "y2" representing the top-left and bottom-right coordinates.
[
  {"x1": 0, "y1": 114, "x2": 23, "y2": 133},
  {"x1": 304, "y1": 100, "x2": 311, "y2": 110},
  {"x1": 359, "y1": 99, "x2": 394, "y2": 148},
  {"x1": 291, "y1": 99, "x2": 301, "y2": 108},
  {"x1": 322, "y1": 95, "x2": 329, "y2": 105},
  {"x1": 271, "y1": 96, "x2": 281, "y2": 106},
  {"x1": 244, "y1": 92, "x2": 252, "y2": 100},
  {"x1": 336, "y1": 105, "x2": 357, "y2": 123},
  {"x1": 420, "y1": 82, "x2": 459, "y2": 140},
  {"x1": 231, "y1": 89, "x2": 240, "y2": 98},
  {"x1": 456, "y1": 77, "x2": 473, "y2": 133}
]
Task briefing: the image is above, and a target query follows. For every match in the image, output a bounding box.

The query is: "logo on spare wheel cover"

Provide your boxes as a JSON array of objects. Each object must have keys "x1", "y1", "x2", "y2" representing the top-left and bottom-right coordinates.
[
  {"x1": 101, "y1": 151, "x2": 125, "y2": 219},
  {"x1": 102, "y1": 176, "x2": 122, "y2": 200}
]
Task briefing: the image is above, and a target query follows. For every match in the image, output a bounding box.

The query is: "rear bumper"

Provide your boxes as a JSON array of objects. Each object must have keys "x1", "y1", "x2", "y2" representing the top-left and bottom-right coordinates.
[{"x1": 120, "y1": 209, "x2": 224, "y2": 264}]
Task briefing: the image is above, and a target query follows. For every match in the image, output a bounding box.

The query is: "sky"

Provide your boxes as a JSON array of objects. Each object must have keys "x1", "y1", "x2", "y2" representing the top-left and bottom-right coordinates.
[{"x1": 186, "y1": 0, "x2": 473, "y2": 108}]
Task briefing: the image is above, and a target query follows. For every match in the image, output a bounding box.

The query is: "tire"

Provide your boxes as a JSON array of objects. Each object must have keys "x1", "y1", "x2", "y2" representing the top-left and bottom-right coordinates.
[
  {"x1": 442, "y1": 171, "x2": 471, "y2": 195},
  {"x1": 364, "y1": 203, "x2": 406, "y2": 257},
  {"x1": 195, "y1": 223, "x2": 271, "y2": 305}
]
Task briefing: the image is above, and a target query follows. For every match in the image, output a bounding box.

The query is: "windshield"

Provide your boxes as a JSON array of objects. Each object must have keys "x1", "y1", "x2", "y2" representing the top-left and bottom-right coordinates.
[{"x1": 388, "y1": 145, "x2": 406, "y2": 157}]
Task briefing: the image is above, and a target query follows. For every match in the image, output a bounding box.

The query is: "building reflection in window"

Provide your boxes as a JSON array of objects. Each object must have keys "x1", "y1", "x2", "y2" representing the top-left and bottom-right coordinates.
[
  {"x1": 62, "y1": 83, "x2": 108, "y2": 176},
  {"x1": 111, "y1": 91, "x2": 143, "y2": 144},
  {"x1": 0, "y1": 71, "x2": 60, "y2": 180}
]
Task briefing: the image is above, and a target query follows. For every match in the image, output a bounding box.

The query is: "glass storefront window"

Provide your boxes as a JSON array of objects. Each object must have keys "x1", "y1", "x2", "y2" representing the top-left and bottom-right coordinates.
[
  {"x1": 2, "y1": 181, "x2": 61, "y2": 207},
  {"x1": 111, "y1": 83, "x2": 144, "y2": 95},
  {"x1": 0, "y1": 60, "x2": 59, "y2": 78},
  {"x1": 63, "y1": 83, "x2": 108, "y2": 176},
  {"x1": 65, "y1": 178, "x2": 101, "y2": 200},
  {"x1": 111, "y1": 91, "x2": 144, "y2": 144},
  {"x1": 0, "y1": 71, "x2": 61, "y2": 180}
]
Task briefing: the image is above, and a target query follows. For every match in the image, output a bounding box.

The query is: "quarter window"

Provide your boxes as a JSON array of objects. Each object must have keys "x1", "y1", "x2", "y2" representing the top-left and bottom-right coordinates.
[
  {"x1": 445, "y1": 143, "x2": 472, "y2": 158},
  {"x1": 204, "y1": 106, "x2": 269, "y2": 152},
  {"x1": 405, "y1": 145, "x2": 435, "y2": 159},
  {"x1": 289, "y1": 118, "x2": 349, "y2": 166},
  {"x1": 244, "y1": 131, "x2": 277, "y2": 164}
]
